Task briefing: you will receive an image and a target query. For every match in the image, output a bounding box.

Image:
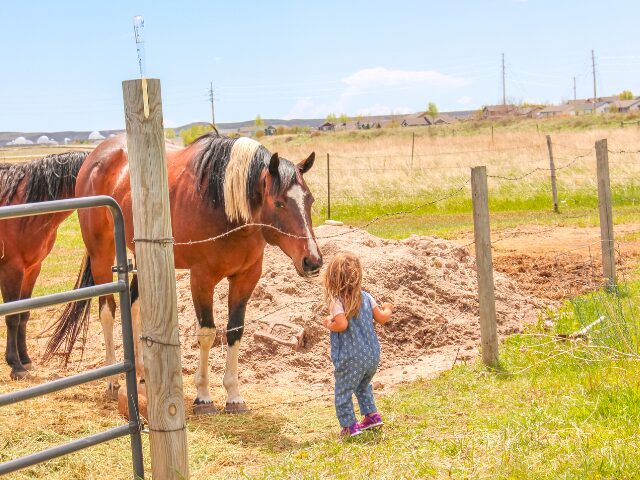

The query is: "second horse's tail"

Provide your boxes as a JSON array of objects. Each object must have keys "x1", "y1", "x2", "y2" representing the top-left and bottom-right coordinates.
[{"x1": 43, "y1": 253, "x2": 94, "y2": 365}]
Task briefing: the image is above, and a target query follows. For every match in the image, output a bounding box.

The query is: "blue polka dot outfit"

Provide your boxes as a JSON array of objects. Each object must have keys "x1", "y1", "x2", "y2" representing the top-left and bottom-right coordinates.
[{"x1": 330, "y1": 290, "x2": 381, "y2": 428}]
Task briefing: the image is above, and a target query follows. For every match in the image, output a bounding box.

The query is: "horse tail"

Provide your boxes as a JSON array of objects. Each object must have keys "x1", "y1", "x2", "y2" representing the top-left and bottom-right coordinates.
[{"x1": 43, "y1": 253, "x2": 94, "y2": 365}]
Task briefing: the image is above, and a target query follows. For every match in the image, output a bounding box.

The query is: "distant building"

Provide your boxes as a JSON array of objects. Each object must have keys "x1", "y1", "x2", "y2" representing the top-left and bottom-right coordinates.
[
  {"x1": 607, "y1": 99, "x2": 640, "y2": 113},
  {"x1": 88, "y1": 130, "x2": 105, "y2": 141},
  {"x1": 538, "y1": 104, "x2": 576, "y2": 118},
  {"x1": 400, "y1": 116, "x2": 429, "y2": 127},
  {"x1": 575, "y1": 102, "x2": 609, "y2": 115},
  {"x1": 482, "y1": 104, "x2": 518, "y2": 120},
  {"x1": 318, "y1": 122, "x2": 335, "y2": 132}
]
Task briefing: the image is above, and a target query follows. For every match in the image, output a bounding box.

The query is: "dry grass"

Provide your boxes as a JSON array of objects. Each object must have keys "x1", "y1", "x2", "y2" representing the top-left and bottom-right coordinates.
[{"x1": 261, "y1": 126, "x2": 640, "y2": 206}]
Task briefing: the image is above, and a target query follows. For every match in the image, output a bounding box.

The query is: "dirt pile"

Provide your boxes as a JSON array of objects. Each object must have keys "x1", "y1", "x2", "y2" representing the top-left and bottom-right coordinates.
[{"x1": 173, "y1": 225, "x2": 542, "y2": 391}]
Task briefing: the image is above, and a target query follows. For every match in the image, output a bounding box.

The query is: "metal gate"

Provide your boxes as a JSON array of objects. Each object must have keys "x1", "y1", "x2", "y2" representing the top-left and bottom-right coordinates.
[{"x1": 0, "y1": 195, "x2": 144, "y2": 478}]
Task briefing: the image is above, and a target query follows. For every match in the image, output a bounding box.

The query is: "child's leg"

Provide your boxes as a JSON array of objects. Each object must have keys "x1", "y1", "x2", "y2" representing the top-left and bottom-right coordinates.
[
  {"x1": 354, "y1": 367, "x2": 378, "y2": 416},
  {"x1": 334, "y1": 367, "x2": 360, "y2": 427}
]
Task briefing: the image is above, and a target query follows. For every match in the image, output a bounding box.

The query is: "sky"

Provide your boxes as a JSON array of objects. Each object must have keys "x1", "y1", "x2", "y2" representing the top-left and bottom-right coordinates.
[{"x1": 1, "y1": 0, "x2": 640, "y2": 132}]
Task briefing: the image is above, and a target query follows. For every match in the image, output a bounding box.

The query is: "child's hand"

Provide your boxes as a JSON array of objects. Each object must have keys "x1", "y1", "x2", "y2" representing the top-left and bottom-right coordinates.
[
  {"x1": 323, "y1": 315, "x2": 332, "y2": 329},
  {"x1": 381, "y1": 302, "x2": 395, "y2": 313}
]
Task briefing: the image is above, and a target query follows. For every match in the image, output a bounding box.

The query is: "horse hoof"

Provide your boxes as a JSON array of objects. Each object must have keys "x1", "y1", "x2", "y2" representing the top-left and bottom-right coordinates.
[
  {"x1": 105, "y1": 384, "x2": 120, "y2": 401},
  {"x1": 193, "y1": 401, "x2": 220, "y2": 416},
  {"x1": 224, "y1": 402, "x2": 249, "y2": 414},
  {"x1": 22, "y1": 363, "x2": 33, "y2": 371},
  {"x1": 10, "y1": 369, "x2": 29, "y2": 380}
]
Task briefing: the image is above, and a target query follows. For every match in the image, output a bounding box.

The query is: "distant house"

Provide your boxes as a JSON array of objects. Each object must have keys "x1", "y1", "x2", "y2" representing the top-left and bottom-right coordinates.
[
  {"x1": 482, "y1": 104, "x2": 518, "y2": 120},
  {"x1": 88, "y1": 130, "x2": 105, "y2": 141},
  {"x1": 318, "y1": 122, "x2": 335, "y2": 132},
  {"x1": 538, "y1": 104, "x2": 576, "y2": 118},
  {"x1": 516, "y1": 106, "x2": 543, "y2": 118},
  {"x1": 575, "y1": 102, "x2": 609, "y2": 115},
  {"x1": 400, "y1": 116, "x2": 429, "y2": 127},
  {"x1": 264, "y1": 125, "x2": 277, "y2": 136},
  {"x1": 237, "y1": 126, "x2": 256, "y2": 137},
  {"x1": 607, "y1": 99, "x2": 640, "y2": 113}
]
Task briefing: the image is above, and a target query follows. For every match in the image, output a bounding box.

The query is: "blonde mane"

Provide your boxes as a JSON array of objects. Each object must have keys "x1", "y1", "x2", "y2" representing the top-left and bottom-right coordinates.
[{"x1": 223, "y1": 137, "x2": 261, "y2": 223}]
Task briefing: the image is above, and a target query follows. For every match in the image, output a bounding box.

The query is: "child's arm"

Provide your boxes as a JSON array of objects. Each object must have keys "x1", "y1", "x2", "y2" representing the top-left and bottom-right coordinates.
[
  {"x1": 373, "y1": 302, "x2": 394, "y2": 325},
  {"x1": 323, "y1": 313, "x2": 349, "y2": 332}
]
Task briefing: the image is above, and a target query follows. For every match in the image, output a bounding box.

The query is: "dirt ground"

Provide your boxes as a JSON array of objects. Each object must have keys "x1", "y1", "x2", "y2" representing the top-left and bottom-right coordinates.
[{"x1": 3, "y1": 223, "x2": 638, "y2": 408}]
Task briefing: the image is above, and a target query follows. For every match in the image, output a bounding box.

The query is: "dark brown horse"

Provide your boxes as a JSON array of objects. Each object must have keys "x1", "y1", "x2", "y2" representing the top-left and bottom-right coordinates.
[
  {"x1": 0, "y1": 151, "x2": 86, "y2": 379},
  {"x1": 45, "y1": 133, "x2": 322, "y2": 413}
]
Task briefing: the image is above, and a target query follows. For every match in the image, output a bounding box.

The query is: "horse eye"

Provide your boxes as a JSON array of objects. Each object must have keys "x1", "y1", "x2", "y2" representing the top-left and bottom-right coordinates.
[{"x1": 275, "y1": 201, "x2": 285, "y2": 209}]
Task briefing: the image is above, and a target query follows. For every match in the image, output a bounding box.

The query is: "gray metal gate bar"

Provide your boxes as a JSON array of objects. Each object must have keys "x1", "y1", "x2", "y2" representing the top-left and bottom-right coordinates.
[
  {"x1": 0, "y1": 195, "x2": 144, "y2": 478},
  {"x1": 0, "y1": 362, "x2": 132, "y2": 407},
  {"x1": 0, "y1": 282, "x2": 126, "y2": 317},
  {"x1": 0, "y1": 425, "x2": 131, "y2": 476}
]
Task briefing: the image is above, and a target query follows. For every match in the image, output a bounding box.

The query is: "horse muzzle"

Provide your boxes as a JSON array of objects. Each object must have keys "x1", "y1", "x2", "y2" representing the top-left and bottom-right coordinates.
[{"x1": 300, "y1": 255, "x2": 323, "y2": 277}]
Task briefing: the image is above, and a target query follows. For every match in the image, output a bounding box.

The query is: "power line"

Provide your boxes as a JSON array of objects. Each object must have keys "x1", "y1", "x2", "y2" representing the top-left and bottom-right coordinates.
[
  {"x1": 592, "y1": 49, "x2": 597, "y2": 113},
  {"x1": 502, "y1": 53, "x2": 506, "y2": 105}
]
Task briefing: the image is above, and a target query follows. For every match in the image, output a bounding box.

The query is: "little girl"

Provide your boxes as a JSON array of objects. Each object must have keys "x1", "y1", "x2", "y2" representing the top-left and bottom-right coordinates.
[{"x1": 323, "y1": 252, "x2": 394, "y2": 437}]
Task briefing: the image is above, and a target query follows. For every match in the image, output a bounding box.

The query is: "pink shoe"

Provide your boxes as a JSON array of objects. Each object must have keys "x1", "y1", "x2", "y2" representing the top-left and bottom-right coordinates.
[
  {"x1": 358, "y1": 412, "x2": 383, "y2": 430},
  {"x1": 340, "y1": 422, "x2": 362, "y2": 438}
]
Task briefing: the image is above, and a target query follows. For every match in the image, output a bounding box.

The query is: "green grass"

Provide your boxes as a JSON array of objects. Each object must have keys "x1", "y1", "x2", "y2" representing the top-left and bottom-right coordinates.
[
  {"x1": 313, "y1": 181, "x2": 640, "y2": 238},
  {"x1": 252, "y1": 285, "x2": 640, "y2": 480}
]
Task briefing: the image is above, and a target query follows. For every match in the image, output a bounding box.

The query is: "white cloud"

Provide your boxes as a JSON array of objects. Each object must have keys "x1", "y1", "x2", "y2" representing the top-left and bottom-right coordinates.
[
  {"x1": 284, "y1": 67, "x2": 469, "y2": 119},
  {"x1": 457, "y1": 95, "x2": 473, "y2": 106},
  {"x1": 342, "y1": 67, "x2": 469, "y2": 92}
]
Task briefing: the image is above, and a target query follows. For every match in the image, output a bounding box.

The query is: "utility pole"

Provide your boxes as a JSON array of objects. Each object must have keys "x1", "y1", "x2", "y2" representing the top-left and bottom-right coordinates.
[
  {"x1": 208, "y1": 81, "x2": 216, "y2": 126},
  {"x1": 573, "y1": 76, "x2": 577, "y2": 101},
  {"x1": 591, "y1": 49, "x2": 597, "y2": 114},
  {"x1": 502, "y1": 53, "x2": 506, "y2": 106}
]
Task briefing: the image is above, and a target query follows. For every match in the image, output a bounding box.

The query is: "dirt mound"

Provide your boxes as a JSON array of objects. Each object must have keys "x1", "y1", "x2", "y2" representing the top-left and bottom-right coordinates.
[
  {"x1": 24, "y1": 225, "x2": 543, "y2": 395},
  {"x1": 173, "y1": 225, "x2": 542, "y2": 391}
]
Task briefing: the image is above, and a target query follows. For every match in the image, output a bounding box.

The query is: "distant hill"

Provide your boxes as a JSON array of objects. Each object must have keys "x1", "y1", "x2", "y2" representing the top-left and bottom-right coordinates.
[{"x1": 0, "y1": 110, "x2": 476, "y2": 146}]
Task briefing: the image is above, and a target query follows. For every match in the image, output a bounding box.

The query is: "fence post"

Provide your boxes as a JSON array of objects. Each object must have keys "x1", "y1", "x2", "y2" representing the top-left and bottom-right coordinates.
[
  {"x1": 326, "y1": 153, "x2": 331, "y2": 220},
  {"x1": 471, "y1": 166, "x2": 499, "y2": 367},
  {"x1": 595, "y1": 139, "x2": 616, "y2": 288},
  {"x1": 122, "y1": 78, "x2": 190, "y2": 479},
  {"x1": 410, "y1": 132, "x2": 415, "y2": 171},
  {"x1": 546, "y1": 135, "x2": 559, "y2": 213}
]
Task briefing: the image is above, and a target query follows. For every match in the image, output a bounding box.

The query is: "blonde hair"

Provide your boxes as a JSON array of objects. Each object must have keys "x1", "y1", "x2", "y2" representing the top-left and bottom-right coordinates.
[
  {"x1": 224, "y1": 137, "x2": 260, "y2": 223},
  {"x1": 323, "y1": 252, "x2": 363, "y2": 320}
]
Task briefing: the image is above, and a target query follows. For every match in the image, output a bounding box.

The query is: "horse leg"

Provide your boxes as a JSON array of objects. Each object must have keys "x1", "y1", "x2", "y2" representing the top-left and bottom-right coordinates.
[
  {"x1": 16, "y1": 262, "x2": 42, "y2": 370},
  {"x1": 129, "y1": 274, "x2": 145, "y2": 381},
  {"x1": 224, "y1": 260, "x2": 262, "y2": 413},
  {"x1": 190, "y1": 270, "x2": 219, "y2": 415},
  {"x1": 1, "y1": 266, "x2": 28, "y2": 380},
  {"x1": 98, "y1": 294, "x2": 119, "y2": 399}
]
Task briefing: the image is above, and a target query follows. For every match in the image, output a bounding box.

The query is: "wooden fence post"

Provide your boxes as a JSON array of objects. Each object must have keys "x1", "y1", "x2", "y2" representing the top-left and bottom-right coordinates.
[
  {"x1": 471, "y1": 166, "x2": 499, "y2": 367},
  {"x1": 123, "y1": 78, "x2": 189, "y2": 479},
  {"x1": 595, "y1": 139, "x2": 616, "y2": 288},
  {"x1": 326, "y1": 153, "x2": 331, "y2": 220},
  {"x1": 410, "y1": 132, "x2": 415, "y2": 171},
  {"x1": 546, "y1": 135, "x2": 559, "y2": 213}
]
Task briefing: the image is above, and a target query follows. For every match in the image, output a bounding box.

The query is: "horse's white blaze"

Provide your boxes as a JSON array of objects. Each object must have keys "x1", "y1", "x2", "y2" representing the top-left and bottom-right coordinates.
[
  {"x1": 287, "y1": 184, "x2": 320, "y2": 259},
  {"x1": 224, "y1": 137, "x2": 261, "y2": 223},
  {"x1": 99, "y1": 304, "x2": 119, "y2": 389},
  {"x1": 131, "y1": 299, "x2": 144, "y2": 379},
  {"x1": 195, "y1": 326, "x2": 215, "y2": 402},
  {"x1": 223, "y1": 342, "x2": 244, "y2": 404}
]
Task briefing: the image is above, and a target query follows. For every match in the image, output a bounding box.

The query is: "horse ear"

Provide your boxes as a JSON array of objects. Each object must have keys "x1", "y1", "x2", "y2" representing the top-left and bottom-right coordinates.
[
  {"x1": 298, "y1": 152, "x2": 315, "y2": 174},
  {"x1": 268, "y1": 153, "x2": 279, "y2": 176}
]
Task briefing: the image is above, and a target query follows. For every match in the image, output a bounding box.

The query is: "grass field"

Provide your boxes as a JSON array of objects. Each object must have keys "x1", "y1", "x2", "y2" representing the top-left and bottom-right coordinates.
[{"x1": 1, "y1": 121, "x2": 640, "y2": 478}]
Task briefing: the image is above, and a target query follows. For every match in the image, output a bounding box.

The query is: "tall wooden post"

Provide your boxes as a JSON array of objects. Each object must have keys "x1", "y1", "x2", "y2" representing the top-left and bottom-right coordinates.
[
  {"x1": 410, "y1": 132, "x2": 415, "y2": 171},
  {"x1": 471, "y1": 166, "x2": 499, "y2": 367},
  {"x1": 546, "y1": 135, "x2": 559, "y2": 213},
  {"x1": 595, "y1": 139, "x2": 616, "y2": 288},
  {"x1": 326, "y1": 153, "x2": 331, "y2": 220},
  {"x1": 122, "y1": 78, "x2": 189, "y2": 479}
]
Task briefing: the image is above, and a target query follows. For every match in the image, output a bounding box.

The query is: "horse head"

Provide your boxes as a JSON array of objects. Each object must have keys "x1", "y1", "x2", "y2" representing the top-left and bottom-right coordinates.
[{"x1": 259, "y1": 152, "x2": 323, "y2": 277}]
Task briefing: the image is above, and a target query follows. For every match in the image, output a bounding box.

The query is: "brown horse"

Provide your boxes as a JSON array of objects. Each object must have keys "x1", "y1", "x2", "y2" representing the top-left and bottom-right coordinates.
[
  {"x1": 0, "y1": 151, "x2": 86, "y2": 380},
  {"x1": 45, "y1": 133, "x2": 322, "y2": 413}
]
